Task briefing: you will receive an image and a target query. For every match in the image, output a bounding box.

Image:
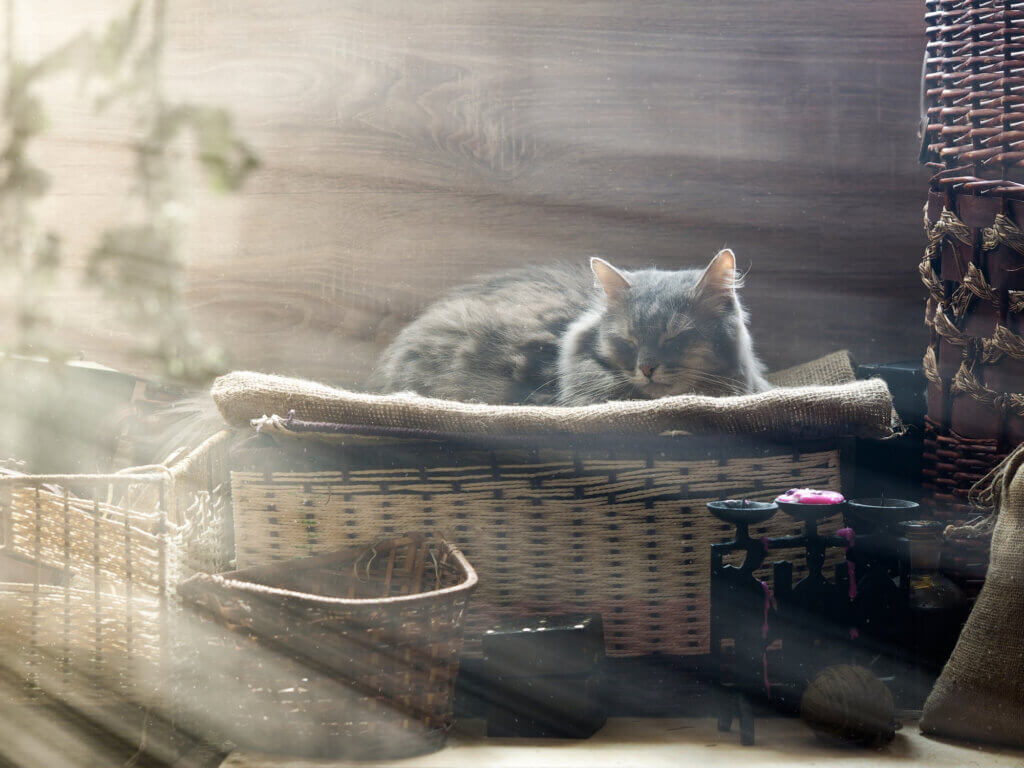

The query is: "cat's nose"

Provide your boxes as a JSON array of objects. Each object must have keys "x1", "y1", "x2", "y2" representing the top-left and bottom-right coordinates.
[{"x1": 640, "y1": 363, "x2": 658, "y2": 379}]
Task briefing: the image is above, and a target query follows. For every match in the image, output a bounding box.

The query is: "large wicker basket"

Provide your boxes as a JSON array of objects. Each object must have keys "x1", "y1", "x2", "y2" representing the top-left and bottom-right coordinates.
[
  {"x1": 920, "y1": 0, "x2": 1024, "y2": 530},
  {"x1": 0, "y1": 431, "x2": 233, "y2": 707},
  {"x1": 176, "y1": 536, "x2": 477, "y2": 760},
  {"x1": 229, "y1": 428, "x2": 845, "y2": 658},
  {"x1": 208, "y1": 352, "x2": 892, "y2": 659}
]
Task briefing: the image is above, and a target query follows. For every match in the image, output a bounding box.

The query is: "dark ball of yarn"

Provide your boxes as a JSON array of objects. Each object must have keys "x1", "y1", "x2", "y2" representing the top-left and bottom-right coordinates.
[{"x1": 800, "y1": 665, "x2": 897, "y2": 747}]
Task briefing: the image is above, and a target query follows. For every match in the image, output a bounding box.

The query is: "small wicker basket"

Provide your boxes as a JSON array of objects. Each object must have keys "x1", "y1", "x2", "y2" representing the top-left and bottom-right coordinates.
[{"x1": 176, "y1": 535, "x2": 477, "y2": 760}]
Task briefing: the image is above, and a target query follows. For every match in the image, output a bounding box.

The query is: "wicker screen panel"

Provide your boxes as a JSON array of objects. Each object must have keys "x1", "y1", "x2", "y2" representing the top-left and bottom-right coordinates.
[{"x1": 231, "y1": 445, "x2": 842, "y2": 658}]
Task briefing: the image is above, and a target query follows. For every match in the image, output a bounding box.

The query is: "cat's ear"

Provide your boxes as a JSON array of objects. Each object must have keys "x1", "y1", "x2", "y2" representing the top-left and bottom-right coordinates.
[
  {"x1": 591, "y1": 257, "x2": 631, "y2": 303},
  {"x1": 695, "y1": 249, "x2": 737, "y2": 309}
]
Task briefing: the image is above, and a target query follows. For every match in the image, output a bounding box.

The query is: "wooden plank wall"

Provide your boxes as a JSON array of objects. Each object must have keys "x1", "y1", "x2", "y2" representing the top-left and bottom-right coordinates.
[{"x1": 14, "y1": 0, "x2": 928, "y2": 387}]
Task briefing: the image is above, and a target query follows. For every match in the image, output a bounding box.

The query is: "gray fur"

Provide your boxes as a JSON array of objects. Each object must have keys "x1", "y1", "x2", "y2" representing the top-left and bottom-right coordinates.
[{"x1": 374, "y1": 254, "x2": 769, "y2": 405}]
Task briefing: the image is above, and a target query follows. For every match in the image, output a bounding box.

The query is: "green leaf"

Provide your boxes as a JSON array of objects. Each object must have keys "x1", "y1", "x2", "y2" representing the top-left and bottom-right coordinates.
[
  {"x1": 34, "y1": 232, "x2": 61, "y2": 273},
  {"x1": 5, "y1": 160, "x2": 51, "y2": 198},
  {"x1": 29, "y1": 31, "x2": 94, "y2": 80},
  {"x1": 85, "y1": 223, "x2": 179, "y2": 300},
  {"x1": 90, "y1": 0, "x2": 143, "y2": 78},
  {"x1": 9, "y1": 92, "x2": 49, "y2": 140},
  {"x1": 185, "y1": 106, "x2": 260, "y2": 191}
]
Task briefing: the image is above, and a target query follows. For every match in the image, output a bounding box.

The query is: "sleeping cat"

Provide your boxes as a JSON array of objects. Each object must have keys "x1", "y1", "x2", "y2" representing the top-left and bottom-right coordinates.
[{"x1": 375, "y1": 249, "x2": 770, "y2": 405}]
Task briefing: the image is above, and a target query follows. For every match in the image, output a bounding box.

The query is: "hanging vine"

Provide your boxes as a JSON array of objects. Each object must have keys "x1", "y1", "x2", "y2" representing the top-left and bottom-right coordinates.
[
  {"x1": 0, "y1": 0, "x2": 252, "y2": 380},
  {"x1": 85, "y1": 0, "x2": 259, "y2": 383},
  {"x1": 0, "y1": 0, "x2": 95, "y2": 356}
]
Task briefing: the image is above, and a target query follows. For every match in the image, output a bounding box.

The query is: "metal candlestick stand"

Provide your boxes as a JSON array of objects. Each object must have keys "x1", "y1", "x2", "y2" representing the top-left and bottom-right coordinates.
[
  {"x1": 708, "y1": 500, "x2": 778, "y2": 745},
  {"x1": 709, "y1": 496, "x2": 923, "y2": 745},
  {"x1": 709, "y1": 499, "x2": 852, "y2": 745}
]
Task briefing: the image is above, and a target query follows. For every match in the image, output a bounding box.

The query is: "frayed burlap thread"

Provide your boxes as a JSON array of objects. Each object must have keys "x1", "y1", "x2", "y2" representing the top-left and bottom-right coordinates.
[{"x1": 921, "y1": 443, "x2": 1024, "y2": 748}]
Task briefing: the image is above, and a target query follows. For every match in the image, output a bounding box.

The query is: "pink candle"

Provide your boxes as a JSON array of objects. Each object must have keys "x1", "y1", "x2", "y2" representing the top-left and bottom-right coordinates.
[{"x1": 774, "y1": 488, "x2": 845, "y2": 505}]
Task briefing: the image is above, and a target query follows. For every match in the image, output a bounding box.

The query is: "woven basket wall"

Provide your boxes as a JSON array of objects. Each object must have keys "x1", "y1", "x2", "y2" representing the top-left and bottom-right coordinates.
[
  {"x1": 0, "y1": 431, "x2": 233, "y2": 706},
  {"x1": 921, "y1": 0, "x2": 1024, "y2": 527},
  {"x1": 230, "y1": 432, "x2": 845, "y2": 658}
]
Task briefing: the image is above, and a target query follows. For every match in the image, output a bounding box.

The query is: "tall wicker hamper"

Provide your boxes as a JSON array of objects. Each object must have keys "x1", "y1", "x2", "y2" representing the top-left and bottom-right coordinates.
[
  {"x1": 920, "y1": 0, "x2": 1024, "y2": 576},
  {"x1": 0, "y1": 431, "x2": 233, "y2": 708}
]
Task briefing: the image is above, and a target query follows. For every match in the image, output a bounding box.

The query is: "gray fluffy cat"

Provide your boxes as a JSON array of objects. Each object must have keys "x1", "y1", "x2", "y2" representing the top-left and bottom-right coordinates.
[{"x1": 375, "y1": 249, "x2": 770, "y2": 405}]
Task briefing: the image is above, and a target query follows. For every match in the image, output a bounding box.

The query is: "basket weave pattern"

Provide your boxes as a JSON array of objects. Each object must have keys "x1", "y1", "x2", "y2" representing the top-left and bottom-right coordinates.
[
  {"x1": 921, "y1": 188, "x2": 1024, "y2": 522},
  {"x1": 923, "y1": 0, "x2": 1024, "y2": 193},
  {"x1": 231, "y1": 441, "x2": 843, "y2": 657},
  {"x1": 921, "y1": 1, "x2": 1024, "y2": 524},
  {"x1": 0, "y1": 432, "x2": 233, "y2": 704}
]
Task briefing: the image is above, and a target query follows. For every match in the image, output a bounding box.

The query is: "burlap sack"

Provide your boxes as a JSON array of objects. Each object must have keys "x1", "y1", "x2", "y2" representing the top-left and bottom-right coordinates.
[
  {"x1": 211, "y1": 351, "x2": 894, "y2": 439},
  {"x1": 920, "y1": 444, "x2": 1024, "y2": 747}
]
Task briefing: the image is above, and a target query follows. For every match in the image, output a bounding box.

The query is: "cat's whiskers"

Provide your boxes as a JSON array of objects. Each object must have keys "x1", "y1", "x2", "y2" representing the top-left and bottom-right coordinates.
[
  {"x1": 659, "y1": 367, "x2": 746, "y2": 395},
  {"x1": 524, "y1": 375, "x2": 563, "y2": 403},
  {"x1": 561, "y1": 374, "x2": 630, "y2": 403}
]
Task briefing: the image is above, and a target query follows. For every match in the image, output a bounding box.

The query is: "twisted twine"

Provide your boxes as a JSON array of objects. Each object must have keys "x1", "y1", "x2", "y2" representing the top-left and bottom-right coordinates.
[
  {"x1": 982, "y1": 324, "x2": 1024, "y2": 364},
  {"x1": 921, "y1": 207, "x2": 970, "y2": 313},
  {"x1": 920, "y1": 256, "x2": 946, "y2": 310},
  {"x1": 923, "y1": 208, "x2": 1024, "y2": 320},
  {"x1": 950, "y1": 363, "x2": 1024, "y2": 416},
  {"x1": 925, "y1": 207, "x2": 972, "y2": 253},
  {"x1": 982, "y1": 213, "x2": 1024, "y2": 255},
  {"x1": 930, "y1": 305, "x2": 1024, "y2": 365},
  {"x1": 950, "y1": 263, "x2": 1000, "y2": 318},
  {"x1": 922, "y1": 346, "x2": 942, "y2": 387},
  {"x1": 932, "y1": 308, "x2": 969, "y2": 347}
]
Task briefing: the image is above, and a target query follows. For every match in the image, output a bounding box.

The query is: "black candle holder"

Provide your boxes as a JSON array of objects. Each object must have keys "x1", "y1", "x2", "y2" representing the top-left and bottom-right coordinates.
[
  {"x1": 897, "y1": 518, "x2": 967, "y2": 709},
  {"x1": 845, "y1": 497, "x2": 919, "y2": 536},
  {"x1": 708, "y1": 496, "x2": 854, "y2": 744},
  {"x1": 769, "y1": 499, "x2": 852, "y2": 714},
  {"x1": 844, "y1": 498, "x2": 918, "y2": 688},
  {"x1": 708, "y1": 500, "x2": 778, "y2": 746},
  {"x1": 707, "y1": 493, "x2": 941, "y2": 742}
]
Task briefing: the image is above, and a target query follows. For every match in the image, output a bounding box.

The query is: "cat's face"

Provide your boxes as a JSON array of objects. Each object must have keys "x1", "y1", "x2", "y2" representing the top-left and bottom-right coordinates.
[{"x1": 591, "y1": 251, "x2": 745, "y2": 397}]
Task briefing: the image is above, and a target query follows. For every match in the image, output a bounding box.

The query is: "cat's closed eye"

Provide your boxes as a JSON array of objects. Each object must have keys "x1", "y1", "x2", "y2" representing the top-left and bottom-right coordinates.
[
  {"x1": 661, "y1": 328, "x2": 697, "y2": 350},
  {"x1": 611, "y1": 336, "x2": 637, "y2": 361}
]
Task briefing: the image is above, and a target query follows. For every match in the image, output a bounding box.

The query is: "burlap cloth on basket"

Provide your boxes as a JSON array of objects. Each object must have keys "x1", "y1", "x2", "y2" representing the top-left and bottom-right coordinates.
[
  {"x1": 211, "y1": 350, "x2": 895, "y2": 439},
  {"x1": 920, "y1": 443, "x2": 1024, "y2": 748}
]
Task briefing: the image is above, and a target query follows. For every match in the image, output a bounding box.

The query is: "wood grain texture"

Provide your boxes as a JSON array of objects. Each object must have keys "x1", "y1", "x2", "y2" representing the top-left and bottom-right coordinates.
[{"x1": 12, "y1": 0, "x2": 928, "y2": 387}]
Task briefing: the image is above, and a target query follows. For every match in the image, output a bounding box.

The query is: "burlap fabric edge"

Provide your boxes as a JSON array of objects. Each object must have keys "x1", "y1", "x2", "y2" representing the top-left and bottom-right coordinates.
[{"x1": 210, "y1": 351, "x2": 894, "y2": 440}]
